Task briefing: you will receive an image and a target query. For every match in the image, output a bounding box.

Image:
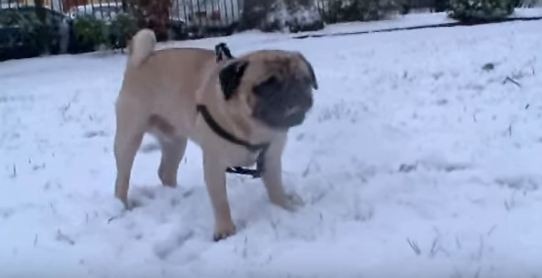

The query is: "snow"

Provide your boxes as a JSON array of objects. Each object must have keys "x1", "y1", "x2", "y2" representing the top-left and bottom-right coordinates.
[
  {"x1": 514, "y1": 7, "x2": 542, "y2": 16},
  {"x1": 306, "y1": 12, "x2": 458, "y2": 36},
  {"x1": 293, "y1": 8, "x2": 542, "y2": 37},
  {"x1": 2, "y1": 15, "x2": 542, "y2": 278}
]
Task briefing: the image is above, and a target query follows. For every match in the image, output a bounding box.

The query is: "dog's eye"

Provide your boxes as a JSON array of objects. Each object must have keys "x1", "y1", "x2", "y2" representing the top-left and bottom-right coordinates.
[
  {"x1": 262, "y1": 76, "x2": 279, "y2": 87},
  {"x1": 264, "y1": 76, "x2": 278, "y2": 85},
  {"x1": 254, "y1": 76, "x2": 280, "y2": 96}
]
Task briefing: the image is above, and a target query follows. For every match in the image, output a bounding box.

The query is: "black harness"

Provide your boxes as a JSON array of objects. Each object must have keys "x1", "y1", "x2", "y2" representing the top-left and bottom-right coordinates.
[
  {"x1": 215, "y1": 43, "x2": 234, "y2": 62},
  {"x1": 195, "y1": 43, "x2": 269, "y2": 178},
  {"x1": 196, "y1": 105, "x2": 269, "y2": 178}
]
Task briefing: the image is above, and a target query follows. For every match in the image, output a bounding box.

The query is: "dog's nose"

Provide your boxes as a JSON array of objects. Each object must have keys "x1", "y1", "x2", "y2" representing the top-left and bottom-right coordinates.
[{"x1": 301, "y1": 95, "x2": 313, "y2": 110}]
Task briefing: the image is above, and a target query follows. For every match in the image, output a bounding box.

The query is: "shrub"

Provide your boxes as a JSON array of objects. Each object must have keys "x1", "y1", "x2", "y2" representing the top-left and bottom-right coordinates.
[
  {"x1": 448, "y1": 0, "x2": 515, "y2": 22},
  {"x1": 239, "y1": 0, "x2": 277, "y2": 30},
  {"x1": 262, "y1": 0, "x2": 290, "y2": 31},
  {"x1": 325, "y1": 0, "x2": 401, "y2": 23},
  {"x1": 284, "y1": 2, "x2": 325, "y2": 32},
  {"x1": 72, "y1": 15, "x2": 108, "y2": 52},
  {"x1": 516, "y1": 0, "x2": 540, "y2": 7},
  {"x1": 108, "y1": 12, "x2": 138, "y2": 49},
  {"x1": 241, "y1": 0, "x2": 324, "y2": 32},
  {"x1": 434, "y1": 0, "x2": 451, "y2": 12},
  {"x1": 0, "y1": 9, "x2": 41, "y2": 58},
  {"x1": 0, "y1": 7, "x2": 68, "y2": 60}
]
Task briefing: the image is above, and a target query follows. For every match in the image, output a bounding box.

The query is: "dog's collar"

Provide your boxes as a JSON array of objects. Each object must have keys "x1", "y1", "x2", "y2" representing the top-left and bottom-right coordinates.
[
  {"x1": 196, "y1": 104, "x2": 269, "y2": 178},
  {"x1": 196, "y1": 105, "x2": 268, "y2": 152}
]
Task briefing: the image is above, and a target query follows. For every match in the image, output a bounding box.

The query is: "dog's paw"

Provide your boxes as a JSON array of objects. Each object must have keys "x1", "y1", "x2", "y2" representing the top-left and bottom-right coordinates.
[
  {"x1": 285, "y1": 192, "x2": 305, "y2": 211},
  {"x1": 287, "y1": 192, "x2": 304, "y2": 206},
  {"x1": 114, "y1": 196, "x2": 133, "y2": 211},
  {"x1": 272, "y1": 192, "x2": 304, "y2": 212},
  {"x1": 213, "y1": 223, "x2": 236, "y2": 242},
  {"x1": 116, "y1": 197, "x2": 145, "y2": 211}
]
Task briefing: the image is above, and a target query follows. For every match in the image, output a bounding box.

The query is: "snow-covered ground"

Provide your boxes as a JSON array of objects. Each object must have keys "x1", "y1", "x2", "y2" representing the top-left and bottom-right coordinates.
[
  {"x1": 294, "y1": 8, "x2": 542, "y2": 37},
  {"x1": 1, "y1": 17, "x2": 542, "y2": 278}
]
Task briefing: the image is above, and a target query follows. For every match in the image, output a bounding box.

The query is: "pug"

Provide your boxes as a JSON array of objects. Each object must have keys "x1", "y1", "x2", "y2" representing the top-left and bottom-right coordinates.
[{"x1": 114, "y1": 29, "x2": 318, "y2": 241}]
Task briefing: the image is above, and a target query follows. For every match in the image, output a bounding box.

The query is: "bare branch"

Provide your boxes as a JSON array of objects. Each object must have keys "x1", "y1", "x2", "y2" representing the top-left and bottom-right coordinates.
[
  {"x1": 56, "y1": 230, "x2": 75, "y2": 245},
  {"x1": 502, "y1": 76, "x2": 521, "y2": 87}
]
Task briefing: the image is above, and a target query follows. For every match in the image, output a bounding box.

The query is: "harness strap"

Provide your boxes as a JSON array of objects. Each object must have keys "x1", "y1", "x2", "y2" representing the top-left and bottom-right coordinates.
[
  {"x1": 215, "y1": 42, "x2": 234, "y2": 62},
  {"x1": 196, "y1": 104, "x2": 269, "y2": 178}
]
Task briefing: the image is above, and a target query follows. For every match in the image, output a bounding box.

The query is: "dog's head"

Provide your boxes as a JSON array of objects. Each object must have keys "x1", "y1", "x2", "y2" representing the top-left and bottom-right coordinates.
[{"x1": 218, "y1": 50, "x2": 318, "y2": 130}]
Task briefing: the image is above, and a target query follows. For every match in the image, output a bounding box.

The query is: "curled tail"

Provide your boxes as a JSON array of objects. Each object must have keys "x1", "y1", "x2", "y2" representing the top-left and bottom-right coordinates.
[{"x1": 128, "y1": 29, "x2": 156, "y2": 67}]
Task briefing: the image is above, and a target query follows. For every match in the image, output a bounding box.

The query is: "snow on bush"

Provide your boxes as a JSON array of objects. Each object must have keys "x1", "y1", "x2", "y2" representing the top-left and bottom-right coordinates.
[
  {"x1": 264, "y1": 0, "x2": 324, "y2": 32},
  {"x1": 324, "y1": 0, "x2": 401, "y2": 23},
  {"x1": 263, "y1": 0, "x2": 290, "y2": 31},
  {"x1": 448, "y1": 0, "x2": 515, "y2": 22},
  {"x1": 286, "y1": 3, "x2": 324, "y2": 32}
]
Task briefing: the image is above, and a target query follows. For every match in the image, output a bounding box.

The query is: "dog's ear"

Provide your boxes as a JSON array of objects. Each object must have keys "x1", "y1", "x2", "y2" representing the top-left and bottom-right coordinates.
[
  {"x1": 298, "y1": 53, "x2": 318, "y2": 90},
  {"x1": 219, "y1": 60, "x2": 249, "y2": 100}
]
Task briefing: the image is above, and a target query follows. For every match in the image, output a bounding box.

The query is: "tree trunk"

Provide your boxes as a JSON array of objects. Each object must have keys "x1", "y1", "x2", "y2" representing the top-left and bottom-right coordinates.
[
  {"x1": 132, "y1": 0, "x2": 171, "y2": 41},
  {"x1": 35, "y1": 0, "x2": 46, "y2": 22},
  {"x1": 148, "y1": 0, "x2": 171, "y2": 41}
]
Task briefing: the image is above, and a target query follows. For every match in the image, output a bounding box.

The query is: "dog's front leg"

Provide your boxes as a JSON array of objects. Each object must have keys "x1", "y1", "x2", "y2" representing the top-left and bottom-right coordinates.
[
  {"x1": 203, "y1": 154, "x2": 236, "y2": 241},
  {"x1": 262, "y1": 135, "x2": 303, "y2": 211}
]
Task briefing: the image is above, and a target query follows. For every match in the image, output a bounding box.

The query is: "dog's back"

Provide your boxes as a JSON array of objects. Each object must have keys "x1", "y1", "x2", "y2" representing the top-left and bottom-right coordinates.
[
  {"x1": 124, "y1": 28, "x2": 216, "y2": 92},
  {"x1": 119, "y1": 29, "x2": 218, "y2": 126}
]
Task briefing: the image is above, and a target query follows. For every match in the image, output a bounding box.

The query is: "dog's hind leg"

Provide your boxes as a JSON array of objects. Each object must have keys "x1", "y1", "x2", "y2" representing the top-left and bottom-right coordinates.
[
  {"x1": 114, "y1": 98, "x2": 147, "y2": 207},
  {"x1": 157, "y1": 136, "x2": 187, "y2": 187}
]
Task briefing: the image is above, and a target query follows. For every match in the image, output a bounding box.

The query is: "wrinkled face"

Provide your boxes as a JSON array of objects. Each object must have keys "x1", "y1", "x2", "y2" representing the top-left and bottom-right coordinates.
[
  {"x1": 219, "y1": 50, "x2": 318, "y2": 130},
  {"x1": 251, "y1": 74, "x2": 314, "y2": 129}
]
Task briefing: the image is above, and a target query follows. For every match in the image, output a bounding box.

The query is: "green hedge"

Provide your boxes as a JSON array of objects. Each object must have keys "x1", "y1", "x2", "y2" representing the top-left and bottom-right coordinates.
[
  {"x1": 108, "y1": 13, "x2": 138, "y2": 49},
  {"x1": 71, "y1": 12, "x2": 138, "y2": 53},
  {"x1": 1, "y1": 8, "x2": 140, "y2": 59},
  {"x1": 0, "y1": 7, "x2": 67, "y2": 59},
  {"x1": 72, "y1": 15, "x2": 107, "y2": 52}
]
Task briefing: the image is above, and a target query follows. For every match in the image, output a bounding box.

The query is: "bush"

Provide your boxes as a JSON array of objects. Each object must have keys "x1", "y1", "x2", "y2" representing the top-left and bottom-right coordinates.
[
  {"x1": 108, "y1": 12, "x2": 138, "y2": 49},
  {"x1": 0, "y1": 9, "x2": 41, "y2": 58},
  {"x1": 325, "y1": 0, "x2": 401, "y2": 23},
  {"x1": 241, "y1": 0, "x2": 324, "y2": 32},
  {"x1": 261, "y1": 0, "x2": 290, "y2": 31},
  {"x1": 286, "y1": 5, "x2": 325, "y2": 33},
  {"x1": 516, "y1": 0, "x2": 540, "y2": 7},
  {"x1": 448, "y1": 0, "x2": 515, "y2": 22},
  {"x1": 72, "y1": 15, "x2": 108, "y2": 52},
  {"x1": 240, "y1": 0, "x2": 280, "y2": 31},
  {"x1": 0, "y1": 7, "x2": 68, "y2": 60}
]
